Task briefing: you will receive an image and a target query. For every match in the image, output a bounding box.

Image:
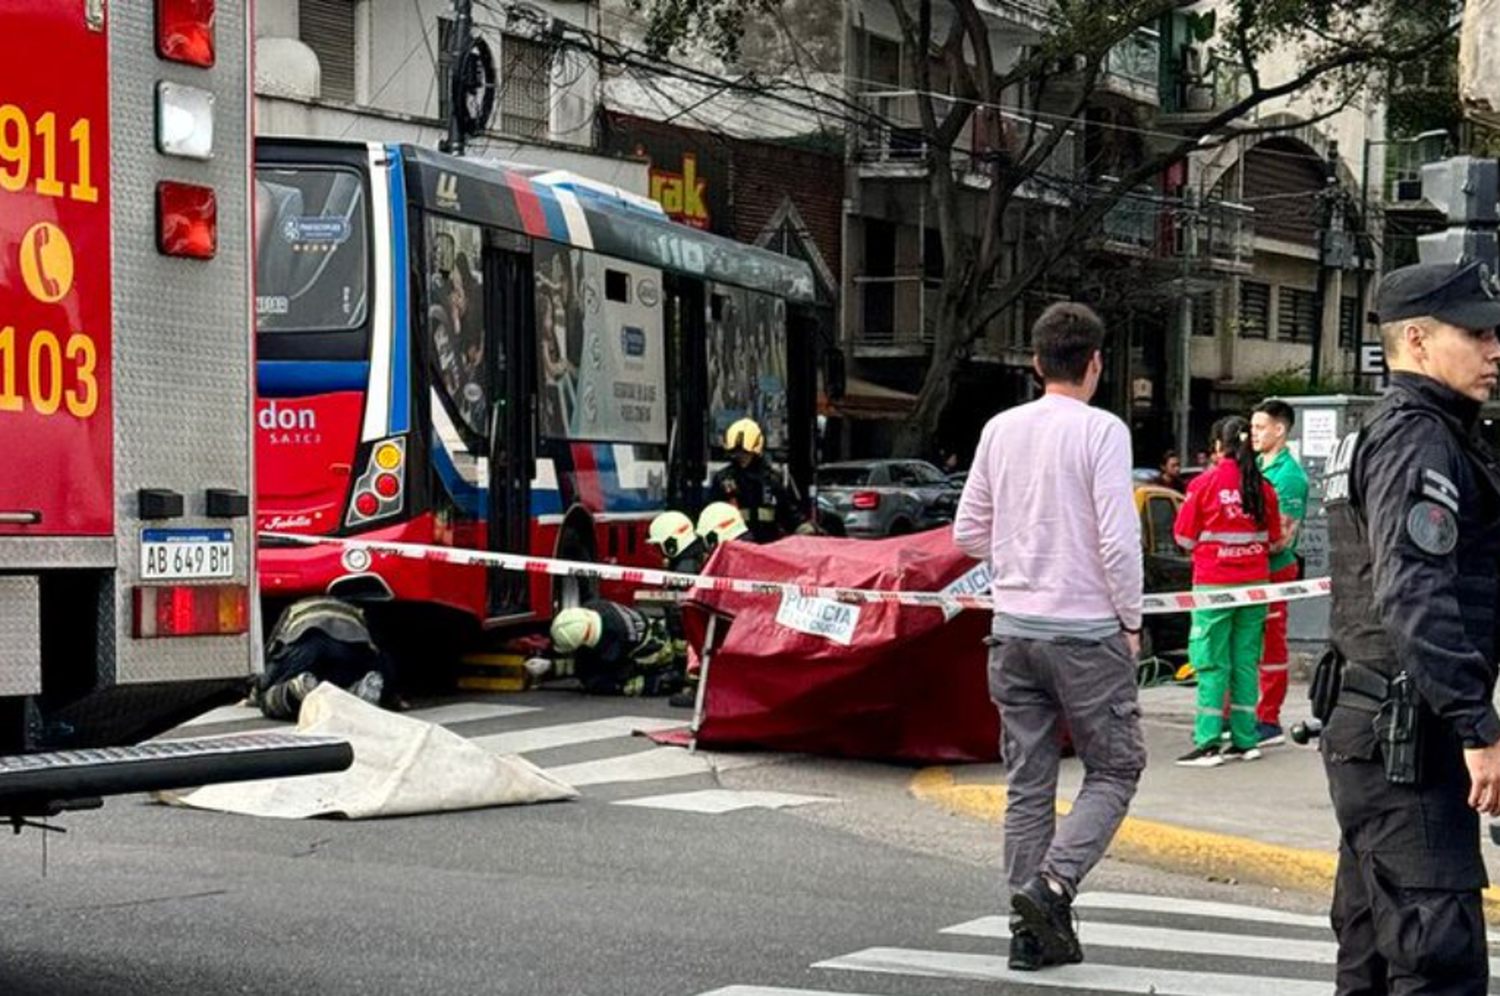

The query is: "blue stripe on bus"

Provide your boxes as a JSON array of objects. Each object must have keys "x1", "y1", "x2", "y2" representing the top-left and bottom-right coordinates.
[
  {"x1": 530, "y1": 490, "x2": 563, "y2": 516},
  {"x1": 257, "y1": 361, "x2": 371, "y2": 395},
  {"x1": 537, "y1": 190, "x2": 571, "y2": 242},
  {"x1": 387, "y1": 147, "x2": 412, "y2": 434},
  {"x1": 428, "y1": 441, "x2": 483, "y2": 519}
]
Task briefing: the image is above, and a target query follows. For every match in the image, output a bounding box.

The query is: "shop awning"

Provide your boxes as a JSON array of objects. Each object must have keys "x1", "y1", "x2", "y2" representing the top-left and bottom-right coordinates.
[{"x1": 818, "y1": 377, "x2": 919, "y2": 421}]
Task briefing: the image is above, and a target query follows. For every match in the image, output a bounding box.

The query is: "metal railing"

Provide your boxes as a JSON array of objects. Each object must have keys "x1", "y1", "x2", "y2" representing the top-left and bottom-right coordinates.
[
  {"x1": 856, "y1": 90, "x2": 1077, "y2": 184},
  {"x1": 851, "y1": 274, "x2": 940, "y2": 347}
]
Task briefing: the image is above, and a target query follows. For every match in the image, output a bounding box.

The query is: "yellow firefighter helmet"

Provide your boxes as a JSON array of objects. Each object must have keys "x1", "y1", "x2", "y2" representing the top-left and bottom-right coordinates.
[{"x1": 724, "y1": 418, "x2": 764, "y2": 455}]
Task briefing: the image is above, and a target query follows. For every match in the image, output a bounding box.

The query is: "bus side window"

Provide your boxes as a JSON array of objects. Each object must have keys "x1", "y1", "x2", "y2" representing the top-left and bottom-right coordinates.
[{"x1": 605, "y1": 269, "x2": 630, "y2": 303}]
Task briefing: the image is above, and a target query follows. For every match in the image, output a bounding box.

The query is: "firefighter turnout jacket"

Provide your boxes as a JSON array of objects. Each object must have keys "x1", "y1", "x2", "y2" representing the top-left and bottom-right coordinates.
[{"x1": 708, "y1": 456, "x2": 804, "y2": 543}]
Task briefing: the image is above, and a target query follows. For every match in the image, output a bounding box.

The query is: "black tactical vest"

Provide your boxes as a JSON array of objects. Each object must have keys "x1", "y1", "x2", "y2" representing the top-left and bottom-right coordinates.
[{"x1": 1324, "y1": 377, "x2": 1500, "y2": 678}]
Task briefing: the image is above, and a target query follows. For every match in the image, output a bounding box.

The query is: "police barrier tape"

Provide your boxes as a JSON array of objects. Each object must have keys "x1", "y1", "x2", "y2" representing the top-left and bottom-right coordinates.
[{"x1": 258, "y1": 532, "x2": 1331, "y2": 615}]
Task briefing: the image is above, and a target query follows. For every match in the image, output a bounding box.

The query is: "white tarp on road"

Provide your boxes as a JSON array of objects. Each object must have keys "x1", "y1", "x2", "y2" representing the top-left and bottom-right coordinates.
[{"x1": 158, "y1": 684, "x2": 578, "y2": 819}]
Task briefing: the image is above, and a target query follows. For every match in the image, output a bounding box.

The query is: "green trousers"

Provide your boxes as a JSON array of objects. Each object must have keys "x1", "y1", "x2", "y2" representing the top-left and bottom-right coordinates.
[{"x1": 1188, "y1": 592, "x2": 1267, "y2": 749}]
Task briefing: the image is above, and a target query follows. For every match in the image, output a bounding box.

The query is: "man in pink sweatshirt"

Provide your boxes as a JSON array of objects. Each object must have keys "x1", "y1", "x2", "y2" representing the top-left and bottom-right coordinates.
[{"x1": 953, "y1": 302, "x2": 1146, "y2": 972}]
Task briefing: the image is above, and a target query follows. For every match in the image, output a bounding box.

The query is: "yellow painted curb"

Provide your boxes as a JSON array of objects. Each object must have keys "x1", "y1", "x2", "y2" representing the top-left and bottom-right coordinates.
[{"x1": 911, "y1": 766, "x2": 1500, "y2": 922}]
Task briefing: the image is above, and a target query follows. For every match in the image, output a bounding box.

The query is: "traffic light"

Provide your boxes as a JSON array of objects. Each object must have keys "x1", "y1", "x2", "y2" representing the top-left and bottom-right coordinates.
[{"x1": 1418, "y1": 156, "x2": 1499, "y2": 269}]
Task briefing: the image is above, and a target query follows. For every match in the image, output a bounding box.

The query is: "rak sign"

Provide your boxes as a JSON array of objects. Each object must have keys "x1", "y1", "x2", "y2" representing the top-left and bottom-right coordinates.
[{"x1": 648, "y1": 153, "x2": 711, "y2": 230}]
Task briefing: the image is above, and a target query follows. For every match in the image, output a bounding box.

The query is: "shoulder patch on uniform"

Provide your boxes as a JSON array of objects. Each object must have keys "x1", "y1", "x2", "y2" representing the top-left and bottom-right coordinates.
[
  {"x1": 1420, "y1": 468, "x2": 1460, "y2": 512},
  {"x1": 1406, "y1": 500, "x2": 1459, "y2": 555}
]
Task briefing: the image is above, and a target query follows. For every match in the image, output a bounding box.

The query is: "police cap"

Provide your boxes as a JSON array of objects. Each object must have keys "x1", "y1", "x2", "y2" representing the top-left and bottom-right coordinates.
[{"x1": 1374, "y1": 260, "x2": 1500, "y2": 332}]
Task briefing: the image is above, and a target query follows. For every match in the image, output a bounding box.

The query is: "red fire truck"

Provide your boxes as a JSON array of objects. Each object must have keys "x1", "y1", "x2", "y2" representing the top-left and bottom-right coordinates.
[{"x1": 0, "y1": 1, "x2": 348, "y2": 829}]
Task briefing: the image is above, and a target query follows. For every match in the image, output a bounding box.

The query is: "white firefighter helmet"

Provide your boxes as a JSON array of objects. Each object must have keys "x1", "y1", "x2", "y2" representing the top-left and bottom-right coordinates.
[
  {"x1": 647, "y1": 510, "x2": 697, "y2": 559},
  {"x1": 697, "y1": 502, "x2": 748, "y2": 547},
  {"x1": 550, "y1": 607, "x2": 602, "y2": 654},
  {"x1": 724, "y1": 417, "x2": 764, "y2": 455}
]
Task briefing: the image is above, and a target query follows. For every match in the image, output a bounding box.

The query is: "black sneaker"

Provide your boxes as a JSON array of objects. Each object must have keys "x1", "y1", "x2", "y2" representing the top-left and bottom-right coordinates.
[
  {"x1": 1010, "y1": 877, "x2": 1083, "y2": 966},
  {"x1": 668, "y1": 688, "x2": 697, "y2": 709},
  {"x1": 1007, "y1": 925, "x2": 1045, "y2": 971},
  {"x1": 1175, "y1": 743, "x2": 1224, "y2": 767},
  {"x1": 1256, "y1": 722, "x2": 1286, "y2": 747},
  {"x1": 1221, "y1": 744, "x2": 1262, "y2": 762}
]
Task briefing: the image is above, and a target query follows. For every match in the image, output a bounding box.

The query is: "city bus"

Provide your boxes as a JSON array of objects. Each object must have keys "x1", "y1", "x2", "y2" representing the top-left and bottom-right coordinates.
[{"x1": 253, "y1": 138, "x2": 820, "y2": 659}]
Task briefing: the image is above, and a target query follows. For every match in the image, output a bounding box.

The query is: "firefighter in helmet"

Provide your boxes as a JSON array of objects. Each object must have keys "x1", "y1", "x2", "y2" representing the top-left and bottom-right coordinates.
[
  {"x1": 254, "y1": 597, "x2": 393, "y2": 719},
  {"x1": 696, "y1": 501, "x2": 750, "y2": 551},
  {"x1": 707, "y1": 418, "x2": 806, "y2": 543},
  {"x1": 646, "y1": 510, "x2": 707, "y2": 573},
  {"x1": 549, "y1": 600, "x2": 684, "y2": 697}
]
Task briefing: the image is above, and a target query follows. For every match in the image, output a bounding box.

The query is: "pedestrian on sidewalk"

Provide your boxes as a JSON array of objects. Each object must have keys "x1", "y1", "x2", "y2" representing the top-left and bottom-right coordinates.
[
  {"x1": 1173, "y1": 416, "x2": 1282, "y2": 767},
  {"x1": 953, "y1": 302, "x2": 1145, "y2": 973},
  {"x1": 1249, "y1": 399, "x2": 1309, "y2": 747},
  {"x1": 1321, "y1": 260, "x2": 1500, "y2": 996}
]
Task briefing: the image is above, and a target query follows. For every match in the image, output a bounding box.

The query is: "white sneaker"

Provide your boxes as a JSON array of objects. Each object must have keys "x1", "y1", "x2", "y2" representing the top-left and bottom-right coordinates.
[{"x1": 351, "y1": 671, "x2": 384, "y2": 706}]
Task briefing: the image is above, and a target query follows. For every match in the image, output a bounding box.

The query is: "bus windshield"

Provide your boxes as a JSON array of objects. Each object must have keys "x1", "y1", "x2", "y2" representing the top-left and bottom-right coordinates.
[{"x1": 255, "y1": 166, "x2": 369, "y2": 334}]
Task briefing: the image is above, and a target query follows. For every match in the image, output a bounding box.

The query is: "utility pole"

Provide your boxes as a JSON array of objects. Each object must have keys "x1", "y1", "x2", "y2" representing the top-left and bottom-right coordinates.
[
  {"x1": 1309, "y1": 145, "x2": 1343, "y2": 389},
  {"x1": 442, "y1": 0, "x2": 475, "y2": 155},
  {"x1": 1173, "y1": 188, "x2": 1199, "y2": 455}
]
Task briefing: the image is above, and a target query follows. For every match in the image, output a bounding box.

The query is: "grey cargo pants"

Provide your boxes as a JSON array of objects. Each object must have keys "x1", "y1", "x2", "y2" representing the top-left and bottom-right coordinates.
[{"x1": 989, "y1": 632, "x2": 1146, "y2": 897}]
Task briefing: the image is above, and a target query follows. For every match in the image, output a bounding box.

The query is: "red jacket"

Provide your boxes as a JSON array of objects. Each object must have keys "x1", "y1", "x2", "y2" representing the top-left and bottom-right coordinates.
[{"x1": 1174, "y1": 459, "x2": 1282, "y2": 585}]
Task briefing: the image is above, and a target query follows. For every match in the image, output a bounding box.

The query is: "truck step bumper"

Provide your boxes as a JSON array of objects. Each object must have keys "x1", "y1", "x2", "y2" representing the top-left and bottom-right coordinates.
[{"x1": 0, "y1": 732, "x2": 353, "y2": 816}]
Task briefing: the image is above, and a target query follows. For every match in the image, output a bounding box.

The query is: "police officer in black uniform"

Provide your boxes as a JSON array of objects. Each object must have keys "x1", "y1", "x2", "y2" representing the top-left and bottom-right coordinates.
[
  {"x1": 1321, "y1": 260, "x2": 1500, "y2": 995},
  {"x1": 708, "y1": 417, "x2": 806, "y2": 543}
]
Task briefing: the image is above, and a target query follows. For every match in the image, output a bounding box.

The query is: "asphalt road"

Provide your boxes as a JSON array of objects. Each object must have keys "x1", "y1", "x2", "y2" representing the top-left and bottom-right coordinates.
[{"x1": 0, "y1": 691, "x2": 1352, "y2": 996}]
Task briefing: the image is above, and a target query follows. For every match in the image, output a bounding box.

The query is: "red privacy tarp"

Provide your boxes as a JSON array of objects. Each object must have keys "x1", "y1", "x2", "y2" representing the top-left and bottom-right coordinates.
[{"x1": 681, "y1": 529, "x2": 999, "y2": 763}]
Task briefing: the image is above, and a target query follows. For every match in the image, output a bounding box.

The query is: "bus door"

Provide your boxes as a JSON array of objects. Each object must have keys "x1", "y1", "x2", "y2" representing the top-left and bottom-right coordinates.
[
  {"x1": 483, "y1": 233, "x2": 534, "y2": 617},
  {"x1": 664, "y1": 275, "x2": 707, "y2": 510}
]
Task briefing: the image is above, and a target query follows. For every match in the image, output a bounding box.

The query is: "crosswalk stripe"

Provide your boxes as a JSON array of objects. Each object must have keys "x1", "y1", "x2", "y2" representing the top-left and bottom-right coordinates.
[
  {"x1": 814, "y1": 946, "x2": 1333, "y2": 996},
  {"x1": 545, "y1": 747, "x2": 764, "y2": 787},
  {"x1": 178, "y1": 700, "x2": 538, "y2": 730},
  {"x1": 404, "y1": 702, "x2": 539, "y2": 725},
  {"x1": 614, "y1": 789, "x2": 832, "y2": 814},
  {"x1": 698, "y1": 988, "x2": 886, "y2": 996},
  {"x1": 943, "y1": 915, "x2": 1336, "y2": 964},
  {"x1": 1073, "y1": 891, "x2": 1330, "y2": 929},
  {"x1": 468, "y1": 716, "x2": 682, "y2": 755}
]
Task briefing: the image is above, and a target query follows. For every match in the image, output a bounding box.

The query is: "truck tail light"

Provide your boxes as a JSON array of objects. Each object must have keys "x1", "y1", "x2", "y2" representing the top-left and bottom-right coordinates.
[
  {"x1": 134, "y1": 584, "x2": 248, "y2": 638},
  {"x1": 345, "y1": 437, "x2": 407, "y2": 528},
  {"x1": 157, "y1": 0, "x2": 216, "y2": 67},
  {"x1": 157, "y1": 182, "x2": 217, "y2": 259},
  {"x1": 851, "y1": 490, "x2": 881, "y2": 510}
]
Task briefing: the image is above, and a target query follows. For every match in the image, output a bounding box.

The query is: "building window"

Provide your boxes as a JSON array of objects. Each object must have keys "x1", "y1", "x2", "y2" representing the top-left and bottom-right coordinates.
[
  {"x1": 1238, "y1": 281, "x2": 1269, "y2": 339},
  {"x1": 439, "y1": 26, "x2": 551, "y2": 140},
  {"x1": 1190, "y1": 291, "x2": 1215, "y2": 336},
  {"x1": 300, "y1": 0, "x2": 356, "y2": 103},
  {"x1": 1339, "y1": 296, "x2": 1361, "y2": 349},
  {"x1": 1278, "y1": 287, "x2": 1317, "y2": 343},
  {"x1": 499, "y1": 34, "x2": 552, "y2": 140}
]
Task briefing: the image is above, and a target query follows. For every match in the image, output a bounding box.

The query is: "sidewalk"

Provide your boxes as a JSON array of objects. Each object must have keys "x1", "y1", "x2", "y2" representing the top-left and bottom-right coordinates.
[{"x1": 910, "y1": 681, "x2": 1500, "y2": 915}]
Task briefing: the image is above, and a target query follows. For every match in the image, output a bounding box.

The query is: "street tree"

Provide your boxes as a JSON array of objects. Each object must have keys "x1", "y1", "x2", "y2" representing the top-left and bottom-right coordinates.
[{"x1": 627, "y1": 0, "x2": 1462, "y2": 452}]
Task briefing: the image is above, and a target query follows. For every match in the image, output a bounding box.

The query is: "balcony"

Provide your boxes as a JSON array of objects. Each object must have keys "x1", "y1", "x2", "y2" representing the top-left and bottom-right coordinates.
[
  {"x1": 1158, "y1": 46, "x2": 1252, "y2": 124},
  {"x1": 1047, "y1": 28, "x2": 1161, "y2": 107},
  {"x1": 850, "y1": 273, "x2": 1017, "y2": 359},
  {"x1": 851, "y1": 274, "x2": 939, "y2": 356},
  {"x1": 1095, "y1": 193, "x2": 1162, "y2": 257},
  {"x1": 1103, "y1": 29, "x2": 1161, "y2": 105},
  {"x1": 1088, "y1": 184, "x2": 1254, "y2": 272},
  {"x1": 856, "y1": 90, "x2": 1077, "y2": 202}
]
